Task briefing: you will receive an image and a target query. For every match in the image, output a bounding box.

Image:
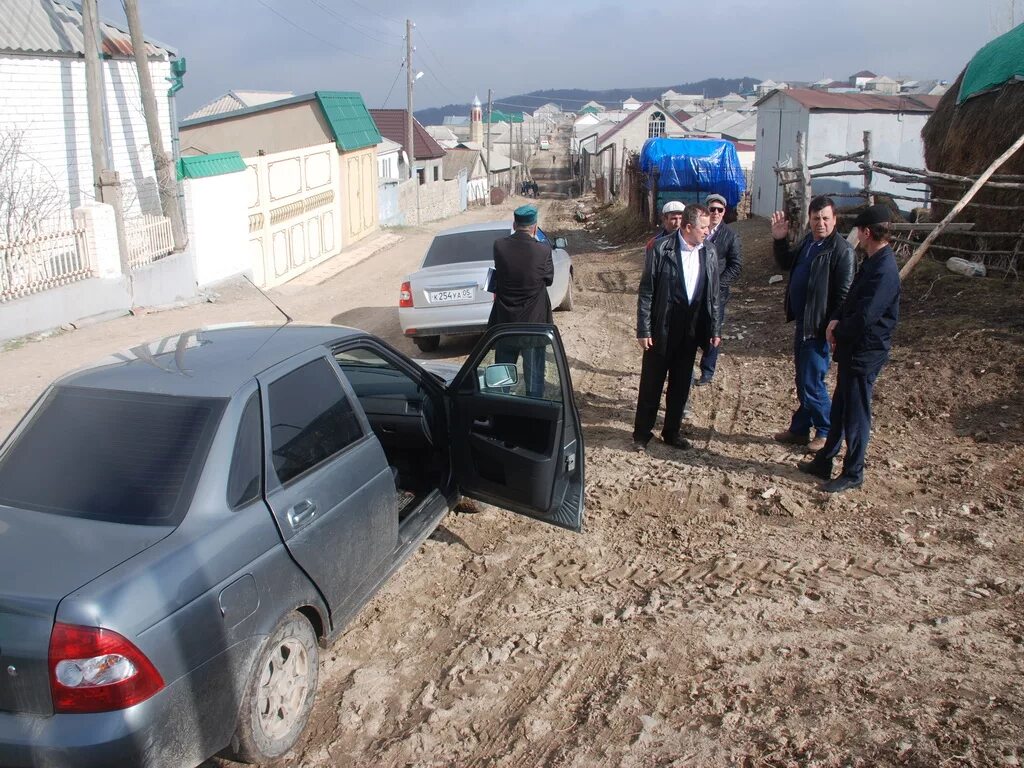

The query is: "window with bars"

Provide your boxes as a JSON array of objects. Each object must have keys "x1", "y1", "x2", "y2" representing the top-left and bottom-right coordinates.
[{"x1": 648, "y1": 112, "x2": 666, "y2": 138}]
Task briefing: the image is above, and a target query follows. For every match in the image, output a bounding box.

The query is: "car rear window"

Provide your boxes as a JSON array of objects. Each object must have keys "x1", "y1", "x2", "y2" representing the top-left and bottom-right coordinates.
[
  {"x1": 0, "y1": 386, "x2": 225, "y2": 526},
  {"x1": 421, "y1": 230, "x2": 504, "y2": 268}
]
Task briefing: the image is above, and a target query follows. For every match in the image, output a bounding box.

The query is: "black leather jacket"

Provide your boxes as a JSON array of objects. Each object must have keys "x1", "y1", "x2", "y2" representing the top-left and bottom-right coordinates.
[
  {"x1": 708, "y1": 223, "x2": 742, "y2": 289},
  {"x1": 637, "y1": 233, "x2": 722, "y2": 355},
  {"x1": 773, "y1": 230, "x2": 854, "y2": 340}
]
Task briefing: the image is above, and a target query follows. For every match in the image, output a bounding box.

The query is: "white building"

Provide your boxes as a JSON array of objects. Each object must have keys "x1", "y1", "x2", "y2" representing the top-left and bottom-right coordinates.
[
  {"x1": 751, "y1": 88, "x2": 941, "y2": 217},
  {"x1": 377, "y1": 137, "x2": 402, "y2": 182},
  {"x1": 0, "y1": 0, "x2": 181, "y2": 221}
]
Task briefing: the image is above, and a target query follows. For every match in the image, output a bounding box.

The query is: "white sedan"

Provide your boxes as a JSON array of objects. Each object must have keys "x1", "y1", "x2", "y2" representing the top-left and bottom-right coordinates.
[{"x1": 398, "y1": 221, "x2": 574, "y2": 352}]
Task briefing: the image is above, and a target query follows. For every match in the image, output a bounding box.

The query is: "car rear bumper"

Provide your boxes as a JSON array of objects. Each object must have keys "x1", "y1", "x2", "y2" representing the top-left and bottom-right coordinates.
[
  {"x1": 399, "y1": 305, "x2": 490, "y2": 338},
  {"x1": 0, "y1": 637, "x2": 260, "y2": 768}
]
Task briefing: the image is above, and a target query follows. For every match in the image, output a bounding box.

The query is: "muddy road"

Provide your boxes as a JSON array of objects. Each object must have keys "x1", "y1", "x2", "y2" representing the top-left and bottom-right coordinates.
[{"x1": 216, "y1": 198, "x2": 1023, "y2": 765}]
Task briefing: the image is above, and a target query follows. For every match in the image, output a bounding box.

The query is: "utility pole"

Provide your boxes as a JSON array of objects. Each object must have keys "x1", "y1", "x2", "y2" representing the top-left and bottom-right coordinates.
[
  {"x1": 124, "y1": 0, "x2": 186, "y2": 250},
  {"x1": 81, "y1": 0, "x2": 129, "y2": 273},
  {"x1": 405, "y1": 19, "x2": 415, "y2": 182},
  {"x1": 486, "y1": 88, "x2": 493, "y2": 196}
]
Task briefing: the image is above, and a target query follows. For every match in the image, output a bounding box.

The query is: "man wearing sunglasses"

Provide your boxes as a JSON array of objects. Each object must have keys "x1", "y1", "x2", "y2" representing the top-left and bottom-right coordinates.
[{"x1": 694, "y1": 193, "x2": 742, "y2": 387}]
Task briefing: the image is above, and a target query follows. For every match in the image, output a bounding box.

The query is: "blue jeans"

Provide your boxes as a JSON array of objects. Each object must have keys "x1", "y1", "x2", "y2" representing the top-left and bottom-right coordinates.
[
  {"x1": 699, "y1": 286, "x2": 729, "y2": 379},
  {"x1": 789, "y1": 324, "x2": 831, "y2": 438}
]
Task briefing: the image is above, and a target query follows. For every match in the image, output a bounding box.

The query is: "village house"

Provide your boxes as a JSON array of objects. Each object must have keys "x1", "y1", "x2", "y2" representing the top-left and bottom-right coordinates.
[
  {"x1": 584, "y1": 101, "x2": 686, "y2": 194},
  {"x1": 442, "y1": 147, "x2": 488, "y2": 206},
  {"x1": 185, "y1": 90, "x2": 294, "y2": 120},
  {"x1": 751, "y1": 88, "x2": 940, "y2": 217},
  {"x1": 369, "y1": 108, "x2": 446, "y2": 185},
  {"x1": 1, "y1": 0, "x2": 194, "y2": 341},
  {"x1": 179, "y1": 91, "x2": 382, "y2": 287}
]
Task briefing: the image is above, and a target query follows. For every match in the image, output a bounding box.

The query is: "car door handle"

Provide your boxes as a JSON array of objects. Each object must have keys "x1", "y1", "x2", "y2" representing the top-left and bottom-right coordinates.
[
  {"x1": 473, "y1": 416, "x2": 493, "y2": 429},
  {"x1": 287, "y1": 500, "x2": 317, "y2": 530}
]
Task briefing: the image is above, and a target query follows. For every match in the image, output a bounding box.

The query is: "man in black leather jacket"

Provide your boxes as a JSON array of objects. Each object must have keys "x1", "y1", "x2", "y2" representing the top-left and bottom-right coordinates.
[
  {"x1": 770, "y1": 195, "x2": 854, "y2": 452},
  {"x1": 632, "y1": 205, "x2": 722, "y2": 452},
  {"x1": 695, "y1": 193, "x2": 742, "y2": 386}
]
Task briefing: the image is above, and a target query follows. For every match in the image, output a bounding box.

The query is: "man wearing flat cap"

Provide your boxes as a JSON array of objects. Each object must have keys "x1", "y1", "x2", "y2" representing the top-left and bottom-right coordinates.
[
  {"x1": 695, "y1": 193, "x2": 742, "y2": 387},
  {"x1": 646, "y1": 200, "x2": 685, "y2": 249},
  {"x1": 798, "y1": 203, "x2": 901, "y2": 493},
  {"x1": 489, "y1": 204, "x2": 555, "y2": 396}
]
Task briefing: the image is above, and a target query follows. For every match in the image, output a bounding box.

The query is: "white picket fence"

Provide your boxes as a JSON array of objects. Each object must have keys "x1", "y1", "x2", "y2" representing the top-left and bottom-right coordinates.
[
  {"x1": 126, "y1": 214, "x2": 174, "y2": 269},
  {"x1": 0, "y1": 227, "x2": 93, "y2": 303}
]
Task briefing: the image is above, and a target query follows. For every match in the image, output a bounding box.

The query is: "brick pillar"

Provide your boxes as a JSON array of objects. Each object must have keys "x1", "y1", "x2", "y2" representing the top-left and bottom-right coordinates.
[{"x1": 73, "y1": 203, "x2": 123, "y2": 278}]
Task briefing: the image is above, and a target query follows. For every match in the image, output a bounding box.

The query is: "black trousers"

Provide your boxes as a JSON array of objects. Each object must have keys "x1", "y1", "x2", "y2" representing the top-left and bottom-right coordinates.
[
  {"x1": 633, "y1": 306, "x2": 701, "y2": 443},
  {"x1": 818, "y1": 359, "x2": 883, "y2": 481}
]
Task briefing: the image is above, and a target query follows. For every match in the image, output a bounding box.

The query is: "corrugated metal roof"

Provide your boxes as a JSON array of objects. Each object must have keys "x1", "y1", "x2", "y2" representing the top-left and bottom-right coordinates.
[
  {"x1": 442, "y1": 148, "x2": 482, "y2": 180},
  {"x1": 0, "y1": 0, "x2": 175, "y2": 57},
  {"x1": 177, "y1": 152, "x2": 247, "y2": 179},
  {"x1": 755, "y1": 88, "x2": 941, "y2": 112},
  {"x1": 185, "y1": 90, "x2": 294, "y2": 121},
  {"x1": 316, "y1": 91, "x2": 381, "y2": 152},
  {"x1": 369, "y1": 109, "x2": 445, "y2": 160}
]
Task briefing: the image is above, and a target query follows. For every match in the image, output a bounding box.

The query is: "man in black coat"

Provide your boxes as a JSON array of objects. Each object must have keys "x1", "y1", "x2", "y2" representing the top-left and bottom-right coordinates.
[
  {"x1": 770, "y1": 195, "x2": 855, "y2": 452},
  {"x1": 695, "y1": 193, "x2": 742, "y2": 386},
  {"x1": 798, "y1": 204, "x2": 901, "y2": 493},
  {"x1": 488, "y1": 204, "x2": 554, "y2": 396},
  {"x1": 632, "y1": 204, "x2": 722, "y2": 452}
]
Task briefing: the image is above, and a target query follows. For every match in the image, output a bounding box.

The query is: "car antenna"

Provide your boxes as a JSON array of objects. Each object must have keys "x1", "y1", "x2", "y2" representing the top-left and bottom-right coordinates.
[{"x1": 243, "y1": 274, "x2": 293, "y2": 324}]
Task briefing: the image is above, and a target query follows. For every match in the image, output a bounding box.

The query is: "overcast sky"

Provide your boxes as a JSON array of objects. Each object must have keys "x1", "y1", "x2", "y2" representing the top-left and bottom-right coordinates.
[{"x1": 104, "y1": 0, "x2": 1015, "y2": 116}]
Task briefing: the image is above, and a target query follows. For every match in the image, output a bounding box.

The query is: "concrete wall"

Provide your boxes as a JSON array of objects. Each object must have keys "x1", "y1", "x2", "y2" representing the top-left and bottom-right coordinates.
[
  {"x1": 379, "y1": 181, "x2": 404, "y2": 226},
  {"x1": 180, "y1": 101, "x2": 332, "y2": 157},
  {"x1": 395, "y1": 176, "x2": 465, "y2": 226},
  {"x1": 0, "y1": 54, "x2": 174, "y2": 219},
  {"x1": 131, "y1": 249, "x2": 197, "y2": 308},
  {"x1": 184, "y1": 171, "x2": 250, "y2": 287}
]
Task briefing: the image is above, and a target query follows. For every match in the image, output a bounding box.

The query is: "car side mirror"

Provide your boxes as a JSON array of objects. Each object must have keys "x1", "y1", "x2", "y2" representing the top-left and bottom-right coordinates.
[
  {"x1": 483, "y1": 363, "x2": 519, "y2": 389},
  {"x1": 554, "y1": 237, "x2": 567, "y2": 250}
]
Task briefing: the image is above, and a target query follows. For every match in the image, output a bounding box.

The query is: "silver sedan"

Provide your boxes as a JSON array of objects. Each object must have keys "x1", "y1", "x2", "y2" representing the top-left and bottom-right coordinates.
[{"x1": 398, "y1": 221, "x2": 574, "y2": 352}]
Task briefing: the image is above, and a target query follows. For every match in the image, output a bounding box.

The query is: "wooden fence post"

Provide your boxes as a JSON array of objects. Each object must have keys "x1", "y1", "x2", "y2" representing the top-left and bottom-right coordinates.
[
  {"x1": 796, "y1": 131, "x2": 810, "y2": 233},
  {"x1": 863, "y1": 131, "x2": 874, "y2": 205}
]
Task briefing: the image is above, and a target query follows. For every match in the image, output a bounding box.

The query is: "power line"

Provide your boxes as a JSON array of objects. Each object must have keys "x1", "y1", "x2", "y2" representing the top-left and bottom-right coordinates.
[
  {"x1": 339, "y1": 0, "x2": 404, "y2": 26},
  {"x1": 252, "y1": 0, "x2": 394, "y2": 64},
  {"x1": 303, "y1": 0, "x2": 402, "y2": 46},
  {"x1": 382, "y1": 61, "x2": 404, "y2": 108}
]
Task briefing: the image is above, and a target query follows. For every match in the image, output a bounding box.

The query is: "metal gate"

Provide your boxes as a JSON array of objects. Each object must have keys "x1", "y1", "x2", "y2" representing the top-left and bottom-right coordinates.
[{"x1": 245, "y1": 143, "x2": 342, "y2": 288}]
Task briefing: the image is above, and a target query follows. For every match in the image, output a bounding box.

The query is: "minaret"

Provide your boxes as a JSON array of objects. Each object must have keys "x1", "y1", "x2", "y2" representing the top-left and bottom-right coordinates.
[{"x1": 470, "y1": 94, "x2": 483, "y2": 144}]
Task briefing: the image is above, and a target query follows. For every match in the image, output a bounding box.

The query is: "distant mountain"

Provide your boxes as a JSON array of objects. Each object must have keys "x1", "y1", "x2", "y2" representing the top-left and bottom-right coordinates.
[{"x1": 414, "y1": 77, "x2": 760, "y2": 125}]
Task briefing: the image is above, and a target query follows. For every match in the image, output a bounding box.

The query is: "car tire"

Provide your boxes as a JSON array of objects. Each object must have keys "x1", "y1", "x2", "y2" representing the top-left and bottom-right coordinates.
[
  {"x1": 557, "y1": 276, "x2": 574, "y2": 311},
  {"x1": 414, "y1": 336, "x2": 441, "y2": 353},
  {"x1": 228, "y1": 612, "x2": 319, "y2": 764}
]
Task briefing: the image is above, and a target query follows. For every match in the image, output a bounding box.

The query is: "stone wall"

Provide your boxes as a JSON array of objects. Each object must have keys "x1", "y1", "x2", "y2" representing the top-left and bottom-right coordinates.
[{"x1": 395, "y1": 178, "x2": 464, "y2": 226}]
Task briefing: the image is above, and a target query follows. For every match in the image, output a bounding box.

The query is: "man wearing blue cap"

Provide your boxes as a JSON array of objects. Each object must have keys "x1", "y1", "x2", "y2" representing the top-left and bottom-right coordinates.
[
  {"x1": 489, "y1": 204, "x2": 554, "y2": 396},
  {"x1": 798, "y1": 203, "x2": 901, "y2": 493}
]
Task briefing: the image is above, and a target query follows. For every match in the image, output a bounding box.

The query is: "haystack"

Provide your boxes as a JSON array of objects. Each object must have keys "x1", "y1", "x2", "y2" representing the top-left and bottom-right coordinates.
[{"x1": 922, "y1": 24, "x2": 1024, "y2": 238}]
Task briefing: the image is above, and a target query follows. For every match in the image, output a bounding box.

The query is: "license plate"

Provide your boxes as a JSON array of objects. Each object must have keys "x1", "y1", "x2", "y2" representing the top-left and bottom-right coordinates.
[{"x1": 429, "y1": 288, "x2": 473, "y2": 303}]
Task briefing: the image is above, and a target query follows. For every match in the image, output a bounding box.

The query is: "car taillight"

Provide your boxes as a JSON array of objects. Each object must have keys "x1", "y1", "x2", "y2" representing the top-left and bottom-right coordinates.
[
  {"x1": 399, "y1": 281, "x2": 414, "y2": 308},
  {"x1": 48, "y1": 622, "x2": 164, "y2": 713}
]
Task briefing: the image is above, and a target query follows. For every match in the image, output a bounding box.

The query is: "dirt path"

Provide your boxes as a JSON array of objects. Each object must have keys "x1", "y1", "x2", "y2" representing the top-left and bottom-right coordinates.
[{"x1": 3, "y1": 138, "x2": 1022, "y2": 766}]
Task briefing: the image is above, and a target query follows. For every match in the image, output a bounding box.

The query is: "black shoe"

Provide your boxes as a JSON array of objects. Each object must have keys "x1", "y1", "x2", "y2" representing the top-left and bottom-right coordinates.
[
  {"x1": 823, "y1": 475, "x2": 863, "y2": 494},
  {"x1": 694, "y1": 373, "x2": 713, "y2": 387},
  {"x1": 798, "y1": 458, "x2": 833, "y2": 481},
  {"x1": 631, "y1": 438, "x2": 649, "y2": 453},
  {"x1": 662, "y1": 435, "x2": 692, "y2": 450}
]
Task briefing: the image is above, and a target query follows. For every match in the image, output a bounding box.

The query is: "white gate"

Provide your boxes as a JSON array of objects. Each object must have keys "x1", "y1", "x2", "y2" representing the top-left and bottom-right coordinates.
[{"x1": 245, "y1": 143, "x2": 343, "y2": 288}]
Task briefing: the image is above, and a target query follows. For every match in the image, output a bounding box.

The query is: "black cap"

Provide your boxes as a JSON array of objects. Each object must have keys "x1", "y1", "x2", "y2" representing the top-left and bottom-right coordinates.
[{"x1": 853, "y1": 203, "x2": 892, "y2": 227}]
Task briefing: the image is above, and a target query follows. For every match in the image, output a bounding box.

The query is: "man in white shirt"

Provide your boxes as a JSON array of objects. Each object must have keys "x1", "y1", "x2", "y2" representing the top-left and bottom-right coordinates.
[{"x1": 633, "y1": 205, "x2": 722, "y2": 451}]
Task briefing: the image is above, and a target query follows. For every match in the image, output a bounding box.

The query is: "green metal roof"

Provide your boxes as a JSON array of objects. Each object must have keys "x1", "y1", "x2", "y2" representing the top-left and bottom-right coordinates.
[
  {"x1": 176, "y1": 152, "x2": 247, "y2": 179},
  {"x1": 958, "y1": 23, "x2": 1024, "y2": 103},
  {"x1": 580, "y1": 105, "x2": 599, "y2": 114},
  {"x1": 315, "y1": 91, "x2": 381, "y2": 151}
]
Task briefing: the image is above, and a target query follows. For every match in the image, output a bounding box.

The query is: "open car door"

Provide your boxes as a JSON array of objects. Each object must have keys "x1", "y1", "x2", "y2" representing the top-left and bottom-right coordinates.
[{"x1": 446, "y1": 324, "x2": 584, "y2": 532}]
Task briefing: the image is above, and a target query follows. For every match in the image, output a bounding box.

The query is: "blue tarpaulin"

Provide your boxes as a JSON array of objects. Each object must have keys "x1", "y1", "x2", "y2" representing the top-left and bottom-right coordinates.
[{"x1": 639, "y1": 138, "x2": 746, "y2": 207}]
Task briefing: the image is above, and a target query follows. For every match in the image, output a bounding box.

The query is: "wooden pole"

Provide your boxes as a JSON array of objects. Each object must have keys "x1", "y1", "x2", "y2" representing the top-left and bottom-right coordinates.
[
  {"x1": 899, "y1": 128, "x2": 1024, "y2": 280},
  {"x1": 405, "y1": 19, "x2": 415, "y2": 182},
  {"x1": 124, "y1": 0, "x2": 185, "y2": 250},
  {"x1": 796, "y1": 131, "x2": 810, "y2": 233},
  {"x1": 862, "y1": 130, "x2": 873, "y2": 205}
]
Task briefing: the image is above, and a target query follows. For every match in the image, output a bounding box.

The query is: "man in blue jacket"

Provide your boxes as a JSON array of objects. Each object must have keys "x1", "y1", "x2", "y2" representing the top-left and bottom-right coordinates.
[
  {"x1": 771, "y1": 196, "x2": 855, "y2": 452},
  {"x1": 798, "y1": 204, "x2": 901, "y2": 493}
]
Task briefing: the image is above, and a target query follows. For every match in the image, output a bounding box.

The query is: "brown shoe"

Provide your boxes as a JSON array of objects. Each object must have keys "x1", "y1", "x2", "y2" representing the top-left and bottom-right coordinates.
[
  {"x1": 807, "y1": 436, "x2": 827, "y2": 452},
  {"x1": 773, "y1": 430, "x2": 809, "y2": 445}
]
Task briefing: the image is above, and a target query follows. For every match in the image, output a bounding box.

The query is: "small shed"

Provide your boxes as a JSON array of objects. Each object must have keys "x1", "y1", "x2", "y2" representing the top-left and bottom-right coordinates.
[{"x1": 751, "y1": 88, "x2": 939, "y2": 217}]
